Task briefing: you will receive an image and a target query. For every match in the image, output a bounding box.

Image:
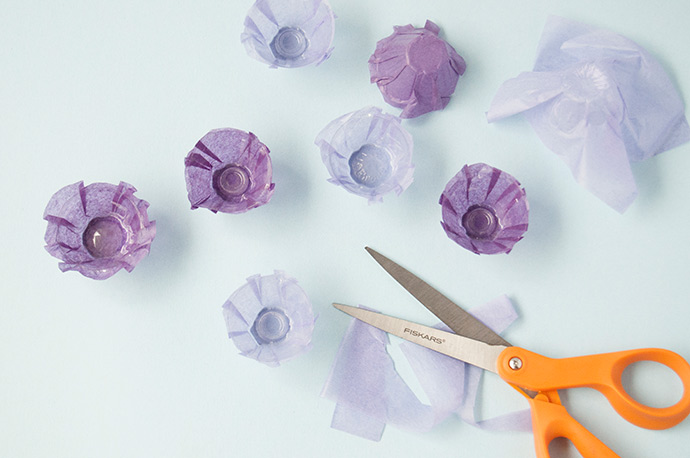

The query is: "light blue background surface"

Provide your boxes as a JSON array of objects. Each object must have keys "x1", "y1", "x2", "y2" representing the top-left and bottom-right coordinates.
[{"x1": 1, "y1": 1, "x2": 690, "y2": 457}]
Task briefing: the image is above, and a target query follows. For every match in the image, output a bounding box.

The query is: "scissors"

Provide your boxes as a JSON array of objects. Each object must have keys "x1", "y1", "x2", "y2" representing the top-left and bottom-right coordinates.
[{"x1": 333, "y1": 247, "x2": 690, "y2": 458}]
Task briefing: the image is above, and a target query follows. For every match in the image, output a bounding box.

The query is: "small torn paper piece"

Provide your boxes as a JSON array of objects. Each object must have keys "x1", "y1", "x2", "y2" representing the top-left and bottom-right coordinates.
[
  {"x1": 487, "y1": 15, "x2": 690, "y2": 213},
  {"x1": 322, "y1": 296, "x2": 531, "y2": 441}
]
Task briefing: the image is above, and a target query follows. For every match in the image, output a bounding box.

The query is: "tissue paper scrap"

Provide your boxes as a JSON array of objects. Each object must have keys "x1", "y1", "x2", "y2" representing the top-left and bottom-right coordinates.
[{"x1": 487, "y1": 16, "x2": 690, "y2": 212}]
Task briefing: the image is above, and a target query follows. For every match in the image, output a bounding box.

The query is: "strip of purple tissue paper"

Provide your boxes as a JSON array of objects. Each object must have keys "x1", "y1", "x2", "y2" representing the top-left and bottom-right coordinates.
[
  {"x1": 322, "y1": 296, "x2": 531, "y2": 441},
  {"x1": 487, "y1": 15, "x2": 690, "y2": 213}
]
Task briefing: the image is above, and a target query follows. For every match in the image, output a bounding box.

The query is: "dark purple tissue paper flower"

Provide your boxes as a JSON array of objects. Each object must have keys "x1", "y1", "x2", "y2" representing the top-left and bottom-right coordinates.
[
  {"x1": 440, "y1": 163, "x2": 528, "y2": 255},
  {"x1": 184, "y1": 128, "x2": 275, "y2": 214},
  {"x1": 43, "y1": 181, "x2": 156, "y2": 280},
  {"x1": 222, "y1": 271, "x2": 315, "y2": 367},
  {"x1": 369, "y1": 20, "x2": 466, "y2": 118}
]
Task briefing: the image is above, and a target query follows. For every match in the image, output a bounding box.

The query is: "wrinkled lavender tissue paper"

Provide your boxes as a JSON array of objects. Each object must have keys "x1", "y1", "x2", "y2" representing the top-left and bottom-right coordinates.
[
  {"x1": 487, "y1": 15, "x2": 690, "y2": 213},
  {"x1": 322, "y1": 296, "x2": 531, "y2": 441}
]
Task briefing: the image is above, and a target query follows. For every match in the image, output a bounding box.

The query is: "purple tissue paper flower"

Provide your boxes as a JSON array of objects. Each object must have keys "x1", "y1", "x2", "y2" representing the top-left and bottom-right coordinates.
[
  {"x1": 369, "y1": 20, "x2": 466, "y2": 118},
  {"x1": 43, "y1": 181, "x2": 156, "y2": 280},
  {"x1": 440, "y1": 163, "x2": 528, "y2": 255},
  {"x1": 487, "y1": 15, "x2": 690, "y2": 213},
  {"x1": 222, "y1": 271, "x2": 315, "y2": 367},
  {"x1": 241, "y1": 0, "x2": 335, "y2": 68},
  {"x1": 184, "y1": 128, "x2": 275, "y2": 214},
  {"x1": 315, "y1": 106, "x2": 414, "y2": 203}
]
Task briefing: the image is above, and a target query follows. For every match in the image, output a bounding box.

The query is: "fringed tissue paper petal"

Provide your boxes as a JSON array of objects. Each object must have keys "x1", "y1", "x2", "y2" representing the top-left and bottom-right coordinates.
[
  {"x1": 440, "y1": 163, "x2": 529, "y2": 255},
  {"x1": 487, "y1": 15, "x2": 690, "y2": 212},
  {"x1": 369, "y1": 20, "x2": 466, "y2": 118},
  {"x1": 222, "y1": 271, "x2": 315, "y2": 367},
  {"x1": 184, "y1": 128, "x2": 275, "y2": 214},
  {"x1": 315, "y1": 106, "x2": 414, "y2": 203},
  {"x1": 241, "y1": 0, "x2": 335, "y2": 68},
  {"x1": 322, "y1": 296, "x2": 531, "y2": 440},
  {"x1": 43, "y1": 181, "x2": 156, "y2": 280}
]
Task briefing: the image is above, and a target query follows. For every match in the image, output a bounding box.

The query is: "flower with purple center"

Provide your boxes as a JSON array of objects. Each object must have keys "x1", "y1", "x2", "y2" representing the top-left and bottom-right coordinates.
[
  {"x1": 241, "y1": 0, "x2": 335, "y2": 68},
  {"x1": 440, "y1": 163, "x2": 529, "y2": 255},
  {"x1": 184, "y1": 128, "x2": 275, "y2": 214},
  {"x1": 315, "y1": 106, "x2": 414, "y2": 203},
  {"x1": 43, "y1": 181, "x2": 156, "y2": 280},
  {"x1": 369, "y1": 20, "x2": 466, "y2": 118},
  {"x1": 222, "y1": 271, "x2": 315, "y2": 367}
]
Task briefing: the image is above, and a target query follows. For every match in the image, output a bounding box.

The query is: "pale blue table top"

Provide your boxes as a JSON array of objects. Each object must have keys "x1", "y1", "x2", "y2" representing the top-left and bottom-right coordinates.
[{"x1": 2, "y1": 0, "x2": 689, "y2": 456}]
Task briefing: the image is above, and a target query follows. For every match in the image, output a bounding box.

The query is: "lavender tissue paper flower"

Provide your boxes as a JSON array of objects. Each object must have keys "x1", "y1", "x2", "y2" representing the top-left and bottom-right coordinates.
[
  {"x1": 241, "y1": 0, "x2": 335, "y2": 68},
  {"x1": 43, "y1": 181, "x2": 156, "y2": 280},
  {"x1": 487, "y1": 16, "x2": 690, "y2": 213},
  {"x1": 184, "y1": 128, "x2": 275, "y2": 214},
  {"x1": 315, "y1": 106, "x2": 414, "y2": 202},
  {"x1": 369, "y1": 20, "x2": 466, "y2": 118},
  {"x1": 222, "y1": 271, "x2": 315, "y2": 367},
  {"x1": 440, "y1": 163, "x2": 529, "y2": 255},
  {"x1": 322, "y1": 296, "x2": 531, "y2": 441}
]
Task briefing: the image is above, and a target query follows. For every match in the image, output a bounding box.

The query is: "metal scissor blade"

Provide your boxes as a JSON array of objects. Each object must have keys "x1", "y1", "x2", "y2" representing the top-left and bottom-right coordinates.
[
  {"x1": 333, "y1": 303, "x2": 505, "y2": 374},
  {"x1": 365, "y1": 247, "x2": 511, "y2": 347}
]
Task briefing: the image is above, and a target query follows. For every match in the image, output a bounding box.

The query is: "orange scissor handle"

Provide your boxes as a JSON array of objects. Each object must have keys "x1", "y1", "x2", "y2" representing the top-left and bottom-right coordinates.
[
  {"x1": 497, "y1": 347, "x2": 690, "y2": 430},
  {"x1": 524, "y1": 391, "x2": 620, "y2": 458}
]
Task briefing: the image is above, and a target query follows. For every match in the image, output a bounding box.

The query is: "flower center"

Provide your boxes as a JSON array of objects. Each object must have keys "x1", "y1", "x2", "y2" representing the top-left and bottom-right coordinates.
[
  {"x1": 462, "y1": 205, "x2": 499, "y2": 240},
  {"x1": 213, "y1": 164, "x2": 251, "y2": 200},
  {"x1": 270, "y1": 27, "x2": 309, "y2": 60},
  {"x1": 82, "y1": 216, "x2": 126, "y2": 258},
  {"x1": 348, "y1": 144, "x2": 392, "y2": 187},
  {"x1": 251, "y1": 308, "x2": 291, "y2": 344}
]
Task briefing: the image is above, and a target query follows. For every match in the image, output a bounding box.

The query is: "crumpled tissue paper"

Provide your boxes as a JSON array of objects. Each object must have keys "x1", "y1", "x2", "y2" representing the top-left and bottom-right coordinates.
[
  {"x1": 222, "y1": 271, "x2": 316, "y2": 367},
  {"x1": 185, "y1": 128, "x2": 275, "y2": 214},
  {"x1": 43, "y1": 181, "x2": 156, "y2": 280},
  {"x1": 487, "y1": 15, "x2": 690, "y2": 212},
  {"x1": 369, "y1": 20, "x2": 466, "y2": 118},
  {"x1": 440, "y1": 163, "x2": 529, "y2": 255},
  {"x1": 241, "y1": 0, "x2": 335, "y2": 68},
  {"x1": 322, "y1": 295, "x2": 531, "y2": 441},
  {"x1": 315, "y1": 106, "x2": 414, "y2": 203}
]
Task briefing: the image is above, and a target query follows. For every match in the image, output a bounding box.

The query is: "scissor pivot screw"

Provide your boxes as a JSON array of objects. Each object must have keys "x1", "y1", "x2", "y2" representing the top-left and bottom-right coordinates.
[{"x1": 509, "y1": 357, "x2": 523, "y2": 370}]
